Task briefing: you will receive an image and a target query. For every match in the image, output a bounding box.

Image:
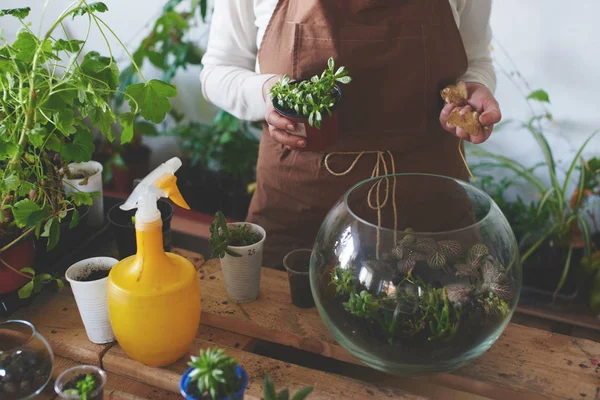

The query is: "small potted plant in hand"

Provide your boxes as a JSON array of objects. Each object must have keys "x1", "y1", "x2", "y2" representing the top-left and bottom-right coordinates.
[
  {"x1": 210, "y1": 212, "x2": 266, "y2": 303},
  {"x1": 54, "y1": 365, "x2": 107, "y2": 400},
  {"x1": 180, "y1": 347, "x2": 248, "y2": 400},
  {"x1": 262, "y1": 375, "x2": 313, "y2": 400},
  {"x1": 269, "y1": 57, "x2": 351, "y2": 152}
]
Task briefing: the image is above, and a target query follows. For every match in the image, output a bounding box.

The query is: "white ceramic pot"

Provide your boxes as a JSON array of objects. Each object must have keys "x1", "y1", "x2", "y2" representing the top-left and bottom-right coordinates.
[
  {"x1": 65, "y1": 257, "x2": 118, "y2": 344},
  {"x1": 219, "y1": 223, "x2": 266, "y2": 303},
  {"x1": 62, "y1": 161, "x2": 104, "y2": 227}
]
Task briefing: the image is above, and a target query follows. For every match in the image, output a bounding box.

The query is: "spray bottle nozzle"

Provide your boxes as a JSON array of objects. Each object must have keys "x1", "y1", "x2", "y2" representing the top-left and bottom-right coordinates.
[{"x1": 121, "y1": 157, "x2": 189, "y2": 223}]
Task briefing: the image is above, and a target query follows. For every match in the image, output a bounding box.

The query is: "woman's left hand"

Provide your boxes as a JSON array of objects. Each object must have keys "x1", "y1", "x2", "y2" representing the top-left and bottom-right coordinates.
[{"x1": 439, "y1": 82, "x2": 502, "y2": 144}]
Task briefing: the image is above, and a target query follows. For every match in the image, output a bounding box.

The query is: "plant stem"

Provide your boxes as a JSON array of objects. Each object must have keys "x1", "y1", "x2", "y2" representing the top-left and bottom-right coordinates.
[
  {"x1": 0, "y1": 256, "x2": 33, "y2": 279},
  {"x1": 0, "y1": 225, "x2": 36, "y2": 254}
]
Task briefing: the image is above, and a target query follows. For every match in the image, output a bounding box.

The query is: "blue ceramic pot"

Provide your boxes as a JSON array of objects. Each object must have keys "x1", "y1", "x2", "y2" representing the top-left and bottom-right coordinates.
[{"x1": 179, "y1": 365, "x2": 248, "y2": 400}]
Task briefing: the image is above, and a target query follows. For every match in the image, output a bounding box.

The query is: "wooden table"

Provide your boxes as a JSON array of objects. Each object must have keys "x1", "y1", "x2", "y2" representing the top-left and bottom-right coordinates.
[{"x1": 5, "y1": 248, "x2": 600, "y2": 400}]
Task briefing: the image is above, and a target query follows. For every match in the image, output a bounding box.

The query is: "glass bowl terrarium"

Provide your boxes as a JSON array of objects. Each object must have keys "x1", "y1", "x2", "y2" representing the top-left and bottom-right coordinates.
[{"x1": 310, "y1": 174, "x2": 521, "y2": 375}]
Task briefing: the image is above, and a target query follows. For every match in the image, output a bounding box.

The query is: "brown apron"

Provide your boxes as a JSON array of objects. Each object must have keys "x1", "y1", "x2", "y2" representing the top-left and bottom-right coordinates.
[{"x1": 248, "y1": 0, "x2": 470, "y2": 268}]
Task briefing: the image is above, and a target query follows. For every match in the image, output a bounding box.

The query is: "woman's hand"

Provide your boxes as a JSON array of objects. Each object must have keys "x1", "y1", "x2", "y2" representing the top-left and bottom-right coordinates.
[
  {"x1": 263, "y1": 75, "x2": 306, "y2": 150},
  {"x1": 440, "y1": 82, "x2": 502, "y2": 144}
]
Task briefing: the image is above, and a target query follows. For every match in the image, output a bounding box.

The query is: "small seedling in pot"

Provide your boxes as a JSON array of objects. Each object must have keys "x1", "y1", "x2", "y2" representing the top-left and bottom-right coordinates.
[
  {"x1": 187, "y1": 348, "x2": 243, "y2": 400},
  {"x1": 62, "y1": 374, "x2": 96, "y2": 400},
  {"x1": 209, "y1": 211, "x2": 261, "y2": 258},
  {"x1": 262, "y1": 374, "x2": 313, "y2": 400},
  {"x1": 269, "y1": 57, "x2": 352, "y2": 129}
]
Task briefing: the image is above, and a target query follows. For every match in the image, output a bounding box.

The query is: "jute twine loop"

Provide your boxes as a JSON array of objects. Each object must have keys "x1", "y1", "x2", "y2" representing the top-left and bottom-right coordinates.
[{"x1": 324, "y1": 151, "x2": 398, "y2": 259}]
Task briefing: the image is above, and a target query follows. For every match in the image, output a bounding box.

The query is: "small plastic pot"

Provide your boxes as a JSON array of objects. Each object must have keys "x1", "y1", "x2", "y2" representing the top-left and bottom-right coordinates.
[
  {"x1": 66, "y1": 257, "x2": 118, "y2": 344},
  {"x1": 0, "y1": 238, "x2": 36, "y2": 294},
  {"x1": 107, "y1": 200, "x2": 174, "y2": 260},
  {"x1": 283, "y1": 249, "x2": 315, "y2": 308},
  {"x1": 62, "y1": 161, "x2": 104, "y2": 228},
  {"x1": 55, "y1": 365, "x2": 107, "y2": 400},
  {"x1": 219, "y1": 223, "x2": 266, "y2": 304},
  {"x1": 273, "y1": 82, "x2": 343, "y2": 152},
  {"x1": 179, "y1": 365, "x2": 248, "y2": 400}
]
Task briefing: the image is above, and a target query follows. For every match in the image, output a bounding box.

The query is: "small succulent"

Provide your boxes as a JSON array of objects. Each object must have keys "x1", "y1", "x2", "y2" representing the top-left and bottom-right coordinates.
[
  {"x1": 269, "y1": 57, "x2": 351, "y2": 128},
  {"x1": 188, "y1": 348, "x2": 241, "y2": 400},
  {"x1": 479, "y1": 292, "x2": 511, "y2": 317},
  {"x1": 262, "y1": 375, "x2": 313, "y2": 400},
  {"x1": 330, "y1": 266, "x2": 357, "y2": 297},
  {"x1": 343, "y1": 290, "x2": 380, "y2": 318},
  {"x1": 209, "y1": 211, "x2": 261, "y2": 258},
  {"x1": 62, "y1": 374, "x2": 96, "y2": 400}
]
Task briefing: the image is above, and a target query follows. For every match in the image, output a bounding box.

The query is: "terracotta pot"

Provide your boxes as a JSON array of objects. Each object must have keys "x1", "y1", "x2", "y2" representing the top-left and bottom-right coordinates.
[
  {"x1": 0, "y1": 239, "x2": 36, "y2": 294},
  {"x1": 273, "y1": 82, "x2": 343, "y2": 152}
]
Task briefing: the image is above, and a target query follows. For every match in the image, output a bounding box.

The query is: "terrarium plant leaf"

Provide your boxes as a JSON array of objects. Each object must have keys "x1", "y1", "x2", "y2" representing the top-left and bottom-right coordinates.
[
  {"x1": 454, "y1": 263, "x2": 481, "y2": 279},
  {"x1": 438, "y1": 240, "x2": 463, "y2": 261},
  {"x1": 488, "y1": 282, "x2": 512, "y2": 301},
  {"x1": 415, "y1": 237, "x2": 438, "y2": 255},
  {"x1": 397, "y1": 259, "x2": 416, "y2": 275},
  {"x1": 391, "y1": 244, "x2": 404, "y2": 260},
  {"x1": 468, "y1": 244, "x2": 489, "y2": 266},
  {"x1": 427, "y1": 252, "x2": 447, "y2": 270},
  {"x1": 440, "y1": 81, "x2": 468, "y2": 106},
  {"x1": 445, "y1": 283, "x2": 473, "y2": 305},
  {"x1": 400, "y1": 228, "x2": 416, "y2": 245}
]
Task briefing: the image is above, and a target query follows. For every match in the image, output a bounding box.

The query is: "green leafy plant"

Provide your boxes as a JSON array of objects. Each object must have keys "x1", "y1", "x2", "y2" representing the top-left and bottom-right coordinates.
[
  {"x1": 269, "y1": 57, "x2": 352, "y2": 128},
  {"x1": 12, "y1": 267, "x2": 64, "y2": 299},
  {"x1": 209, "y1": 211, "x2": 261, "y2": 258},
  {"x1": 62, "y1": 373, "x2": 96, "y2": 400},
  {"x1": 0, "y1": 3, "x2": 176, "y2": 268},
  {"x1": 187, "y1": 347, "x2": 241, "y2": 400},
  {"x1": 262, "y1": 375, "x2": 313, "y2": 400}
]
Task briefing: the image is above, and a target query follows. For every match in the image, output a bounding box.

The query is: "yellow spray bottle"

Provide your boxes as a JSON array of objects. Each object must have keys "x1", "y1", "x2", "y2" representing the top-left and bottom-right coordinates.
[{"x1": 107, "y1": 157, "x2": 201, "y2": 367}]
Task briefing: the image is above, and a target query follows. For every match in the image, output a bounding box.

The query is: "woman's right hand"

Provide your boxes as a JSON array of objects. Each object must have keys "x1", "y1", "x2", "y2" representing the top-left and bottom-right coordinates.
[{"x1": 263, "y1": 75, "x2": 307, "y2": 150}]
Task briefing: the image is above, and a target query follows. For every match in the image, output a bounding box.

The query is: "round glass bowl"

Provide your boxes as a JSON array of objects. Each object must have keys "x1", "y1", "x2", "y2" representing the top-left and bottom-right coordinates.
[
  {"x1": 0, "y1": 320, "x2": 54, "y2": 399},
  {"x1": 55, "y1": 365, "x2": 107, "y2": 400},
  {"x1": 310, "y1": 174, "x2": 522, "y2": 375}
]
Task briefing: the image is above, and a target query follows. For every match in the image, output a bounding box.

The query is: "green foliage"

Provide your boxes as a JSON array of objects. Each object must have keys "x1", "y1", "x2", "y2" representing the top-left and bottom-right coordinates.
[
  {"x1": 330, "y1": 266, "x2": 356, "y2": 297},
  {"x1": 209, "y1": 211, "x2": 261, "y2": 258},
  {"x1": 0, "y1": 2, "x2": 175, "y2": 255},
  {"x1": 188, "y1": 347, "x2": 241, "y2": 400},
  {"x1": 17, "y1": 268, "x2": 63, "y2": 300},
  {"x1": 478, "y1": 292, "x2": 510, "y2": 317},
  {"x1": 526, "y1": 89, "x2": 550, "y2": 103},
  {"x1": 262, "y1": 375, "x2": 313, "y2": 400},
  {"x1": 269, "y1": 58, "x2": 352, "y2": 128}
]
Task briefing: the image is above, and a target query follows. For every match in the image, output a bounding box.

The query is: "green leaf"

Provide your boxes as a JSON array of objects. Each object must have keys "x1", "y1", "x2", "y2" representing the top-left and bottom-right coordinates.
[
  {"x1": 72, "y1": 2, "x2": 108, "y2": 18},
  {"x1": 17, "y1": 182, "x2": 34, "y2": 198},
  {"x1": 20, "y1": 267, "x2": 35, "y2": 276},
  {"x1": 81, "y1": 51, "x2": 119, "y2": 90},
  {"x1": 54, "y1": 109, "x2": 77, "y2": 136},
  {"x1": 56, "y1": 278, "x2": 65, "y2": 291},
  {"x1": 0, "y1": 140, "x2": 18, "y2": 160},
  {"x1": 46, "y1": 218, "x2": 60, "y2": 251},
  {"x1": 125, "y1": 79, "x2": 177, "y2": 124},
  {"x1": 0, "y1": 7, "x2": 31, "y2": 19},
  {"x1": 291, "y1": 387, "x2": 313, "y2": 400},
  {"x1": 12, "y1": 31, "x2": 40, "y2": 63},
  {"x1": 37, "y1": 273, "x2": 53, "y2": 283},
  {"x1": 69, "y1": 191, "x2": 93, "y2": 206},
  {"x1": 336, "y1": 76, "x2": 352, "y2": 84},
  {"x1": 119, "y1": 112, "x2": 135, "y2": 144},
  {"x1": 46, "y1": 135, "x2": 61, "y2": 152},
  {"x1": 12, "y1": 200, "x2": 50, "y2": 228},
  {"x1": 32, "y1": 276, "x2": 43, "y2": 293},
  {"x1": 527, "y1": 89, "x2": 550, "y2": 103},
  {"x1": 54, "y1": 39, "x2": 85, "y2": 53},
  {"x1": 18, "y1": 281, "x2": 34, "y2": 299},
  {"x1": 328, "y1": 57, "x2": 335, "y2": 71},
  {"x1": 0, "y1": 173, "x2": 20, "y2": 192},
  {"x1": 89, "y1": 106, "x2": 115, "y2": 140},
  {"x1": 69, "y1": 208, "x2": 80, "y2": 229},
  {"x1": 26, "y1": 127, "x2": 46, "y2": 148},
  {"x1": 263, "y1": 375, "x2": 277, "y2": 400},
  {"x1": 60, "y1": 129, "x2": 95, "y2": 163},
  {"x1": 277, "y1": 389, "x2": 290, "y2": 400}
]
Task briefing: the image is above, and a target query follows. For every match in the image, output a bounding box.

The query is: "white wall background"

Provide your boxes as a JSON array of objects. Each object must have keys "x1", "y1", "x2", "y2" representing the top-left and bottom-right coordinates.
[{"x1": 2, "y1": 0, "x2": 599, "y2": 181}]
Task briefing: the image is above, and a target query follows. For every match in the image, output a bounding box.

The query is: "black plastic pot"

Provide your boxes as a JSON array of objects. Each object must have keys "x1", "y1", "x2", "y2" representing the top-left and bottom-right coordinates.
[
  {"x1": 178, "y1": 165, "x2": 222, "y2": 215},
  {"x1": 107, "y1": 200, "x2": 174, "y2": 260},
  {"x1": 34, "y1": 206, "x2": 90, "y2": 266},
  {"x1": 283, "y1": 249, "x2": 315, "y2": 308}
]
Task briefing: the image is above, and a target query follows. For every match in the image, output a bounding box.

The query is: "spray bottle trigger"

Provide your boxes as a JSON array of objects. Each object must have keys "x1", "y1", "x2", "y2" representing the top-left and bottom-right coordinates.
[{"x1": 155, "y1": 175, "x2": 190, "y2": 210}]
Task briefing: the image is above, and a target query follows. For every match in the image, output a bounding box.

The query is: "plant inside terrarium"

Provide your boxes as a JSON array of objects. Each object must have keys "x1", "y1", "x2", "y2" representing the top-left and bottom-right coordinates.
[
  {"x1": 329, "y1": 229, "x2": 514, "y2": 344},
  {"x1": 62, "y1": 373, "x2": 96, "y2": 400},
  {"x1": 269, "y1": 57, "x2": 352, "y2": 128}
]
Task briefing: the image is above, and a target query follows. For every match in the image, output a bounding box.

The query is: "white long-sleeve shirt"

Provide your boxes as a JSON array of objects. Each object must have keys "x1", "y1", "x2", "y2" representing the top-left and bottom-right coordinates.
[{"x1": 200, "y1": 0, "x2": 496, "y2": 122}]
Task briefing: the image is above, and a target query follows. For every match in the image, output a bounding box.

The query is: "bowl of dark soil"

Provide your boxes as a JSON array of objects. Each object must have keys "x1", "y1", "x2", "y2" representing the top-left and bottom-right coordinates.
[
  {"x1": 65, "y1": 257, "x2": 118, "y2": 344},
  {"x1": 0, "y1": 320, "x2": 54, "y2": 399},
  {"x1": 54, "y1": 365, "x2": 106, "y2": 400},
  {"x1": 107, "y1": 199, "x2": 174, "y2": 259}
]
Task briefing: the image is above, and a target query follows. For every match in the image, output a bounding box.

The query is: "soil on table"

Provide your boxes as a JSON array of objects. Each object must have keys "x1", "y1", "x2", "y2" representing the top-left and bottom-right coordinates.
[
  {"x1": 0, "y1": 348, "x2": 52, "y2": 399},
  {"x1": 75, "y1": 268, "x2": 110, "y2": 282},
  {"x1": 63, "y1": 373, "x2": 103, "y2": 400}
]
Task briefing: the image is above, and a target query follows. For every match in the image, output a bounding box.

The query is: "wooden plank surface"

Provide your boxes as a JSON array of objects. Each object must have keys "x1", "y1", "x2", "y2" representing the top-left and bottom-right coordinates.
[
  {"x1": 103, "y1": 336, "x2": 425, "y2": 400},
  {"x1": 198, "y1": 258, "x2": 600, "y2": 400},
  {"x1": 3, "y1": 288, "x2": 112, "y2": 366}
]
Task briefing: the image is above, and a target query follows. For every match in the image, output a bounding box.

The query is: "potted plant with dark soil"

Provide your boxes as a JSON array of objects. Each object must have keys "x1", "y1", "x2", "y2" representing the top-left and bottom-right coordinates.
[
  {"x1": 0, "y1": 3, "x2": 176, "y2": 305},
  {"x1": 210, "y1": 211, "x2": 265, "y2": 303},
  {"x1": 54, "y1": 365, "x2": 107, "y2": 400},
  {"x1": 269, "y1": 57, "x2": 351, "y2": 152},
  {"x1": 63, "y1": 161, "x2": 104, "y2": 228},
  {"x1": 180, "y1": 347, "x2": 248, "y2": 400},
  {"x1": 107, "y1": 199, "x2": 174, "y2": 259}
]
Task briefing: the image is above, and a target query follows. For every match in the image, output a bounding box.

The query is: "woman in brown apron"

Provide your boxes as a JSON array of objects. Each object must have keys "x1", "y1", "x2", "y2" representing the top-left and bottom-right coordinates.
[{"x1": 202, "y1": 0, "x2": 502, "y2": 268}]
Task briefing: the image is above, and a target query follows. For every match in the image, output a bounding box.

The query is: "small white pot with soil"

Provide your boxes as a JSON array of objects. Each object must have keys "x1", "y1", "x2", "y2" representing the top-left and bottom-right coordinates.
[
  {"x1": 65, "y1": 257, "x2": 118, "y2": 344},
  {"x1": 211, "y1": 213, "x2": 266, "y2": 303},
  {"x1": 62, "y1": 161, "x2": 104, "y2": 227}
]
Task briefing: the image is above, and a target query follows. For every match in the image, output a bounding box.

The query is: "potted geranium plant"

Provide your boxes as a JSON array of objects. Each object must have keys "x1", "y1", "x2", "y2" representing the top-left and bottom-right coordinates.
[
  {"x1": 269, "y1": 57, "x2": 351, "y2": 152},
  {"x1": 180, "y1": 347, "x2": 248, "y2": 400},
  {"x1": 0, "y1": 3, "x2": 177, "y2": 299},
  {"x1": 209, "y1": 211, "x2": 265, "y2": 303}
]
